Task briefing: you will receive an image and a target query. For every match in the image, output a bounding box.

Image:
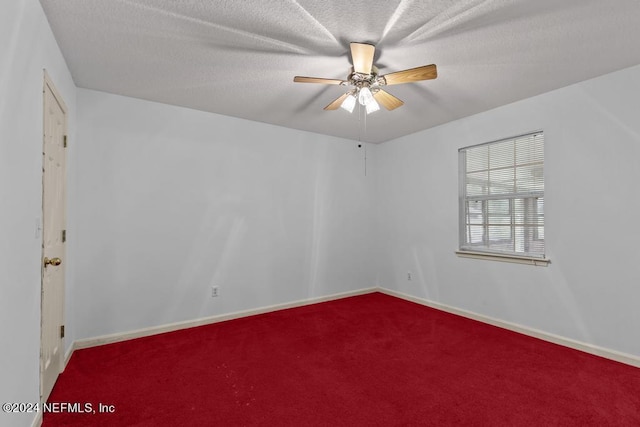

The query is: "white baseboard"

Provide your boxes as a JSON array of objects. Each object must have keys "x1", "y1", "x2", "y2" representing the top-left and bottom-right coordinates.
[
  {"x1": 72, "y1": 288, "x2": 377, "y2": 351},
  {"x1": 379, "y1": 287, "x2": 640, "y2": 368},
  {"x1": 63, "y1": 286, "x2": 640, "y2": 370},
  {"x1": 63, "y1": 340, "x2": 75, "y2": 369},
  {"x1": 31, "y1": 411, "x2": 42, "y2": 427}
]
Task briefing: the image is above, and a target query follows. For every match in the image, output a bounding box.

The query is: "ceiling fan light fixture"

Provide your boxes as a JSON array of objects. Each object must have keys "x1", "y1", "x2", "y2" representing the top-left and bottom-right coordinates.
[
  {"x1": 357, "y1": 86, "x2": 380, "y2": 114},
  {"x1": 340, "y1": 92, "x2": 356, "y2": 113},
  {"x1": 365, "y1": 97, "x2": 380, "y2": 114},
  {"x1": 358, "y1": 86, "x2": 374, "y2": 106}
]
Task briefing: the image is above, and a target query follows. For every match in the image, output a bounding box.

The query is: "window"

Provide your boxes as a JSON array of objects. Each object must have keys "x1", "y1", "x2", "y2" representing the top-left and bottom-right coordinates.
[{"x1": 458, "y1": 132, "x2": 547, "y2": 263}]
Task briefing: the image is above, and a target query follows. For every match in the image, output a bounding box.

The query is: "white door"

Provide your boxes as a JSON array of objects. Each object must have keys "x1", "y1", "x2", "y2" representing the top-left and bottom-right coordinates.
[{"x1": 41, "y1": 72, "x2": 67, "y2": 402}]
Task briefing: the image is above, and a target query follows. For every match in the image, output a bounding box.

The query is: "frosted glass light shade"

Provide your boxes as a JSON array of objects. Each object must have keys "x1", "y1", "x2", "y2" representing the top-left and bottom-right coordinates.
[
  {"x1": 358, "y1": 87, "x2": 374, "y2": 106},
  {"x1": 340, "y1": 94, "x2": 356, "y2": 113},
  {"x1": 365, "y1": 98, "x2": 380, "y2": 114}
]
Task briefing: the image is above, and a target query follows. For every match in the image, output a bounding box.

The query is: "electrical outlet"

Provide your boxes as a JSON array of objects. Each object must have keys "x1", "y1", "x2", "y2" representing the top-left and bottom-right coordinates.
[
  {"x1": 407, "y1": 272, "x2": 412, "y2": 281},
  {"x1": 211, "y1": 286, "x2": 219, "y2": 297}
]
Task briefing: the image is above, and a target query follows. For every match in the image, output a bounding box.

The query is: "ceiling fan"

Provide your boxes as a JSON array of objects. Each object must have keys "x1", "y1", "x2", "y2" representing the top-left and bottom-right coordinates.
[{"x1": 294, "y1": 42, "x2": 437, "y2": 114}]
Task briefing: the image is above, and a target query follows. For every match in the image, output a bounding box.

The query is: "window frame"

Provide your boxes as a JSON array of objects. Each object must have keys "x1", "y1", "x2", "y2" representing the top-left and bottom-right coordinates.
[{"x1": 457, "y1": 131, "x2": 549, "y2": 266}]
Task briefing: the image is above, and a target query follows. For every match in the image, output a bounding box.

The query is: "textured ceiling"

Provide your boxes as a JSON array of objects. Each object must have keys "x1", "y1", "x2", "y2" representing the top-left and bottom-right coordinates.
[{"x1": 40, "y1": 0, "x2": 640, "y2": 143}]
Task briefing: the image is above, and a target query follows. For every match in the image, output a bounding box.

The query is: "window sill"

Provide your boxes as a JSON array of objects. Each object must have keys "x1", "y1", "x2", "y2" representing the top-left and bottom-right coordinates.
[{"x1": 455, "y1": 250, "x2": 550, "y2": 266}]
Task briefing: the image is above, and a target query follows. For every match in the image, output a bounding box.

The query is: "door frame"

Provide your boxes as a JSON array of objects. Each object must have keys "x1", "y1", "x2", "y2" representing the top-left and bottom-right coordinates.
[{"x1": 40, "y1": 70, "x2": 68, "y2": 401}]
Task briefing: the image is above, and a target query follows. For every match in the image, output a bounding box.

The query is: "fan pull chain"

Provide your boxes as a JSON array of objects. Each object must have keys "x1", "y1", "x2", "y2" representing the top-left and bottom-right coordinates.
[
  {"x1": 364, "y1": 106, "x2": 367, "y2": 176},
  {"x1": 364, "y1": 143, "x2": 367, "y2": 177}
]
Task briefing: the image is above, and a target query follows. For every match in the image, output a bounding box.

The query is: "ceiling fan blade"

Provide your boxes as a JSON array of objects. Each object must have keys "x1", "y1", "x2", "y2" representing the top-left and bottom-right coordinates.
[
  {"x1": 294, "y1": 76, "x2": 345, "y2": 85},
  {"x1": 324, "y1": 93, "x2": 350, "y2": 110},
  {"x1": 350, "y1": 42, "x2": 375, "y2": 74},
  {"x1": 382, "y1": 64, "x2": 437, "y2": 85},
  {"x1": 373, "y1": 90, "x2": 404, "y2": 110}
]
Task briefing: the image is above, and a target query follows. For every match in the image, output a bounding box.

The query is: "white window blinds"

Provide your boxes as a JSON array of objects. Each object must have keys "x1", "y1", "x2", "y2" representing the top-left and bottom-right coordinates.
[{"x1": 459, "y1": 132, "x2": 545, "y2": 258}]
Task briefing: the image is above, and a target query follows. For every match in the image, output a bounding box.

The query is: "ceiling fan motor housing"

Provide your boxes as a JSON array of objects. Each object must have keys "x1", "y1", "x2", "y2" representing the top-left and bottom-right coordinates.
[{"x1": 347, "y1": 66, "x2": 385, "y2": 94}]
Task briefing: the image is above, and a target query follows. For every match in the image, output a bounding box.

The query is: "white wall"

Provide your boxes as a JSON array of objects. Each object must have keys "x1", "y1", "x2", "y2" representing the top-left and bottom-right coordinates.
[
  {"x1": 71, "y1": 89, "x2": 377, "y2": 341},
  {"x1": 375, "y1": 64, "x2": 640, "y2": 358},
  {"x1": 0, "y1": 1, "x2": 76, "y2": 426}
]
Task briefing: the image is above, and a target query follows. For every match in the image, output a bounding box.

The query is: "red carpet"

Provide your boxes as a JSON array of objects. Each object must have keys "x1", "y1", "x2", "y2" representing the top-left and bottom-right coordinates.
[{"x1": 44, "y1": 292, "x2": 640, "y2": 426}]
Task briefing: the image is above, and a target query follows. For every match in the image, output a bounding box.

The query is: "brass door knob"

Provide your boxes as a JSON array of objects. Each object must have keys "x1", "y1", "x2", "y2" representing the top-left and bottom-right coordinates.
[{"x1": 44, "y1": 257, "x2": 62, "y2": 267}]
